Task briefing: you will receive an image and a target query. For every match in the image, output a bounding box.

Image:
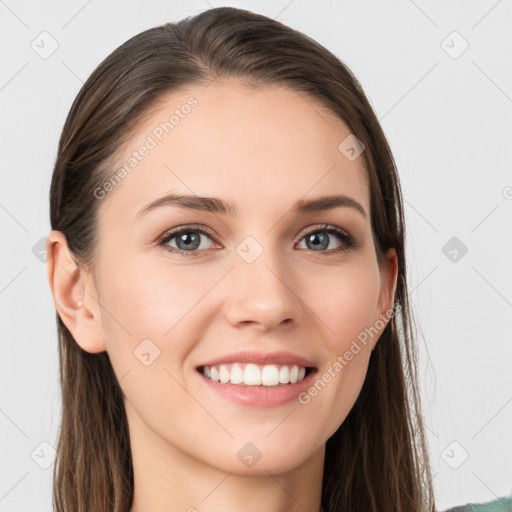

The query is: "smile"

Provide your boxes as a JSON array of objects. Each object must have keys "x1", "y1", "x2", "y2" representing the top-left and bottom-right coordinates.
[{"x1": 198, "y1": 362, "x2": 313, "y2": 386}]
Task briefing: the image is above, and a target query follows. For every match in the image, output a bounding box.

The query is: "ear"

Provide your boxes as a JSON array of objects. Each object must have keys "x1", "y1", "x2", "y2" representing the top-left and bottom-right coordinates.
[
  {"x1": 372, "y1": 247, "x2": 399, "y2": 350},
  {"x1": 46, "y1": 230, "x2": 106, "y2": 353}
]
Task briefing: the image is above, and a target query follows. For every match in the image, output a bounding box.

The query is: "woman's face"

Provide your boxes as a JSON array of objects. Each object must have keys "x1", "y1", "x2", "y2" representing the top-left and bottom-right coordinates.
[{"x1": 77, "y1": 80, "x2": 397, "y2": 474}]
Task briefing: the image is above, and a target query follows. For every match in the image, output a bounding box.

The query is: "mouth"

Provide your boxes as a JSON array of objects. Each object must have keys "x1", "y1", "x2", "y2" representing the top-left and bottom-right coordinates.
[
  {"x1": 196, "y1": 363, "x2": 317, "y2": 387},
  {"x1": 195, "y1": 362, "x2": 319, "y2": 407}
]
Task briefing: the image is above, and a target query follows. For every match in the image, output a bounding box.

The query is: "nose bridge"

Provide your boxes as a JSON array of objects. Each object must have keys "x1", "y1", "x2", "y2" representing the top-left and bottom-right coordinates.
[{"x1": 223, "y1": 233, "x2": 299, "y2": 328}]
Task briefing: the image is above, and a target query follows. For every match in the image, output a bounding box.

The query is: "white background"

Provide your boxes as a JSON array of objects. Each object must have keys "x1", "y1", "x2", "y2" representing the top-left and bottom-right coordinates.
[{"x1": 1, "y1": 1, "x2": 511, "y2": 510}]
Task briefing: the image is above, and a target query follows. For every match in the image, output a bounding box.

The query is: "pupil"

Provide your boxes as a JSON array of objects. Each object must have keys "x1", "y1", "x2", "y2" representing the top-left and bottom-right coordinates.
[
  {"x1": 309, "y1": 233, "x2": 328, "y2": 250},
  {"x1": 178, "y1": 232, "x2": 199, "y2": 250}
]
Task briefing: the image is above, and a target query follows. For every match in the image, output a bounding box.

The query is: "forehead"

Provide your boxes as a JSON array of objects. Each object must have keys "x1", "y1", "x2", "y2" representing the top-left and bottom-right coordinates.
[{"x1": 99, "y1": 80, "x2": 370, "y2": 222}]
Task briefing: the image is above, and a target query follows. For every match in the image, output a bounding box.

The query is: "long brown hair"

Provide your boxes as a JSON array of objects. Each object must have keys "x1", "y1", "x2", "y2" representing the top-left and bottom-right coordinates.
[{"x1": 49, "y1": 7, "x2": 436, "y2": 511}]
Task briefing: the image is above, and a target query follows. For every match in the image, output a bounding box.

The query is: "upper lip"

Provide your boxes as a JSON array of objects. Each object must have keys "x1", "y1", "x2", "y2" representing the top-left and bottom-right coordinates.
[{"x1": 196, "y1": 350, "x2": 317, "y2": 369}]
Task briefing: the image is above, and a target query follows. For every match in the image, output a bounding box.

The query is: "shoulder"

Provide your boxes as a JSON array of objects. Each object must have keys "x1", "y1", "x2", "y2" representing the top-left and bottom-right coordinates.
[{"x1": 443, "y1": 496, "x2": 512, "y2": 512}]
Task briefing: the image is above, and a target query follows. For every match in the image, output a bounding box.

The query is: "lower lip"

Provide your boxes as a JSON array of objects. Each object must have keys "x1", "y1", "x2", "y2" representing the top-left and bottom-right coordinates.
[{"x1": 196, "y1": 368, "x2": 318, "y2": 407}]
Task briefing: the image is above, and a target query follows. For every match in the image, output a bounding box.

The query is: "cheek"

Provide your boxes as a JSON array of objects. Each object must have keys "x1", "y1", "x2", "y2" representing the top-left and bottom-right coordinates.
[
  {"x1": 297, "y1": 262, "x2": 380, "y2": 429},
  {"x1": 302, "y1": 269, "x2": 379, "y2": 435},
  {"x1": 98, "y1": 253, "x2": 218, "y2": 329},
  {"x1": 93, "y1": 257, "x2": 215, "y2": 421},
  {"x1": 307, "y1": 262, "x2": 381, "y2": 351},
  {"x1": 94, "y1": 255, "x2": 227, "y2": 371}
]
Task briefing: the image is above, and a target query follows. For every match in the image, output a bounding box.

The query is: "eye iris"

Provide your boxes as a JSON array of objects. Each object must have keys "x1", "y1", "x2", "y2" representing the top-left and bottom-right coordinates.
[
  {"x1": 307, "y1": 232, "x2": 329, "y2": 251},
  {"x1": 177, "y1": 232, "x2": 200, "y2": 250}
]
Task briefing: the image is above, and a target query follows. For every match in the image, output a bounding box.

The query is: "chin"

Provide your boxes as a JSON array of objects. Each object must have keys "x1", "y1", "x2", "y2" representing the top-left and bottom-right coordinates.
[{"x1": 202, "y1": 438, "x2": 320, "y2": 476}]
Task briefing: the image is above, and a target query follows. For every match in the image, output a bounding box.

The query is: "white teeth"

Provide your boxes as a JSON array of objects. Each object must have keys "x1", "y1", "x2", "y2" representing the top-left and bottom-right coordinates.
[
  {"x1": 278, "y1": 365, "x2": 289, "y2": 383},
  {"x1": 210, "y1": 366, "x2": 219, "y2": 381},
  {"x1": 202, "y1": 363, "x2": 309, "y2": 386},
  {"x1": 219, "y1": 365, "x2": 230, "y2": 383},
  {"x1": 244, "y1": 363, "x2": 261, "y2": 385},
  {"x1": 230, "y1": 363, "x2": 244, "y2": 384},
  {"x1": 261, "y1": 365, "x2": 279, "y2": 386}
]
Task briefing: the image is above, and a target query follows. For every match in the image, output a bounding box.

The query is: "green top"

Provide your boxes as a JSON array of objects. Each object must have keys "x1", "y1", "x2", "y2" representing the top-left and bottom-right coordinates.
[{"x1": 444, "y1": 496, "x2": 512, "y2": 512}]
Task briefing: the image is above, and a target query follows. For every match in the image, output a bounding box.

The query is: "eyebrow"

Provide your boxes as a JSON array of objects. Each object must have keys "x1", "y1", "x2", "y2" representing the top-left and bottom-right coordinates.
[{"x1": 135, "y1": 193, "x2": 367, "y2": 220}]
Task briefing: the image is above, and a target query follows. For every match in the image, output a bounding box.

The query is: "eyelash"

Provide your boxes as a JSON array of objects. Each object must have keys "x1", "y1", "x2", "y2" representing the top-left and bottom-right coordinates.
[{"x1": 157, "y1": 223, "x2": 358, "y2": 257}]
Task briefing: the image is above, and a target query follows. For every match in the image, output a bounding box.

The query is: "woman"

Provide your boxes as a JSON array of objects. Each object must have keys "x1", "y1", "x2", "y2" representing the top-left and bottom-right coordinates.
[{"x1": 45, "y1": 6, "x2": 480, "y2": 512}]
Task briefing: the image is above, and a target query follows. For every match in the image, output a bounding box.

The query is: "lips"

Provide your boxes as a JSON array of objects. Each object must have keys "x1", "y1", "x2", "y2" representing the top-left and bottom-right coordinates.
[
  {"x1": 194, "y1": 350, "x2": 319, "y2": 407},
  {"x1": 197, "y1": 363, "x2": 319, "y2": 407},
  {"x1": 195, "y1": 350, "x2": 317, "y2": 370}
]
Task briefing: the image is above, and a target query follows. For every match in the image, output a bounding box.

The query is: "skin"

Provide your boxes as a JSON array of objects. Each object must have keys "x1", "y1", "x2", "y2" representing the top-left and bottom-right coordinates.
[{"x1": 47, "y1": 79, "x2": 398, "y2": 512}]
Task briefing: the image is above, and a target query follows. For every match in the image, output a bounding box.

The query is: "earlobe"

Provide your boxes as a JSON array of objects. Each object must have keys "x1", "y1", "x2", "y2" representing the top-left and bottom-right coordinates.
[{"x1": 46, "y1": 230, "x2": 106, "y2": 354}]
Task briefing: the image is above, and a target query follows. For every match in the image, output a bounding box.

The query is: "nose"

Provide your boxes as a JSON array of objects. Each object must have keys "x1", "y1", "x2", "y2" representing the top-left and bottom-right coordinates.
[{"x1": 223, "y1": 244, "x2": 301, "y2": 331}]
